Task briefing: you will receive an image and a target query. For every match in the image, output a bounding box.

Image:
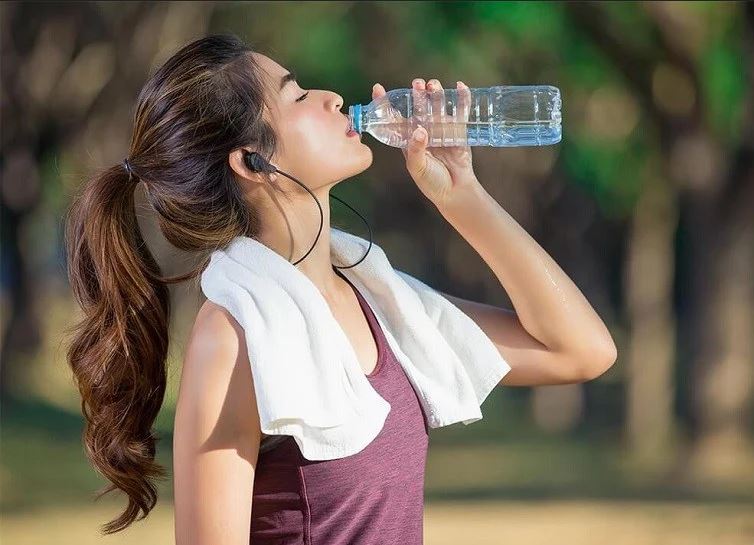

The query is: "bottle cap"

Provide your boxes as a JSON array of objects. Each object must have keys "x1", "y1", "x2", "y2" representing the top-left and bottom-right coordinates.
[{"x1": 348, "y1": 104, "x2": 362, "y2": 133}]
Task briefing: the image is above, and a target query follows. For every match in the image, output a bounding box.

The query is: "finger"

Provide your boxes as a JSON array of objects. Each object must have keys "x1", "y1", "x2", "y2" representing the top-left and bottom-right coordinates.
[
  {"x1": 405, "y1": 125, "x2": 428, "y2": 178},
  {"x1": 456, "y1": 80, "x2": 471, "y2": 143},
  {"x1": 427, "y1": 78, "x2": 445, "y2": 119},
  {"x1": 411, "y1": 78, "x2": 427, "y2": 135},
  {"x1": 427, "y1": 79, "x2": 445, "y2": 145},
  {"x1": 371, "y1": 82, "x2": 386, "y2": 100},
  {"x1": 457, "y1": 80, "x2": 471, "y2": 122}
]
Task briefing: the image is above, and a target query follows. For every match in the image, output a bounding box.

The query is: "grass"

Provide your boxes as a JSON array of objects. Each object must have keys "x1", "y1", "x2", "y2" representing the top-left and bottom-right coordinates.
[
  {"x1": 2, "y1": 498, "x2": 753, "y2": 545},
  {"x1": 4, "y1": 389, "x2": 754, "y2": 509}
]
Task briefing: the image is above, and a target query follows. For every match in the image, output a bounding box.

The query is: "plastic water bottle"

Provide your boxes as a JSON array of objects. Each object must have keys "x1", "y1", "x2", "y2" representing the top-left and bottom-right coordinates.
[{"x1": 348, "y1": 85, "x2": 561, "y2": 147}]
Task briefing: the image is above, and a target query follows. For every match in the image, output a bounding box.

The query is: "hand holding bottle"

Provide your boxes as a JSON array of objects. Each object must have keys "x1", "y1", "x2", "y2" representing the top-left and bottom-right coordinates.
[{"x1": 372, "y1": 78, "x2": 482, "y2": 209}]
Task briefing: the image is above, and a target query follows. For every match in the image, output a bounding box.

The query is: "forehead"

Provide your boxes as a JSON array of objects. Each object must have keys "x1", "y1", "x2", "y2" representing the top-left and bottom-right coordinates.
[
  {"x1": 252, "y1": 52, "x2": 287, "y2": 84},
  {"x1": 251, "y1": 52, "x2": 288, "y2": 123}
]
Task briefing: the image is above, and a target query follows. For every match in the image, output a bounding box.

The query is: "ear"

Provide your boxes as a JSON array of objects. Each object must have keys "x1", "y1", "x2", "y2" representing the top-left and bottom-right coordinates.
[{"x1": 228, "y1": 148, "x2": 277, "y2": 184}]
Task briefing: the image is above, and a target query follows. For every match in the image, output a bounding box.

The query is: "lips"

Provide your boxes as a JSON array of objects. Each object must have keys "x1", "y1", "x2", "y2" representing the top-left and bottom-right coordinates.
[{"x1": 343, "y1": 115, "x2": 359, "y2": 138}]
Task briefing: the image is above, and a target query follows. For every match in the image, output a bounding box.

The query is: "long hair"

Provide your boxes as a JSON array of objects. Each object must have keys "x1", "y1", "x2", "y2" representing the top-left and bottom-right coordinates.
[{"x1": 63, "y1": 33, "x2": 282, "y2": 534}]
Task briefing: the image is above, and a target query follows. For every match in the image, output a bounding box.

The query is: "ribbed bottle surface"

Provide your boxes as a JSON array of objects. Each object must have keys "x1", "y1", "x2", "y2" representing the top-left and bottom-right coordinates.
[{"x1": 349, "y1": 85, "x2": 561, "y2": 148}]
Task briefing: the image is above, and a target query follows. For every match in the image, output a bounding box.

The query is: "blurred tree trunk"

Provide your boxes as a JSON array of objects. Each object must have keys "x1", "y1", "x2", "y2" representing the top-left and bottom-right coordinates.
[
  {"x1": 625, "y1": 167, "x2": 681, "y2": 468},
  {"x1": 673, "y1": 3, "x2": 754, "y2": 486},
  {"x1": 565, "y1": 1, "x2": 683, "y2": 472},
  {"x1": 683, "y1": 1, "x2": 754, "y2": 481},
  {"x1": 567, "y1": 1, "x2": 754, "y2": 478},
  {"x1": 0, "y1": 1, "x2": 215, "y2": 399},
  {"x1": 686, "y1": 173, "x2": 754, "y2": 484},
  {"x1": 1, "y1": 2, "x2": 48, "y2": 400}
]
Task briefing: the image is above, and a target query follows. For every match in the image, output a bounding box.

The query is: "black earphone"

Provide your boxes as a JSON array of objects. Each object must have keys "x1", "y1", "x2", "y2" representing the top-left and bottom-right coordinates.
[
  {"x1": 242, "y1": 150, "x2": 372, "y2": 268},
  {"x1": 244, "y1": 151, "x2": 277, "y2": 174}
]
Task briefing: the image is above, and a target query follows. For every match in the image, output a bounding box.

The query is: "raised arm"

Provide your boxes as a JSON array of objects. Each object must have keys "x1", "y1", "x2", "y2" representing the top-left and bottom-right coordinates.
[
  {"x1": 173, "y1": 301, "x2": 262, "y2": 545},
  {"x1": 435, "y1": 184, "x2": 617, "y2": 387}
]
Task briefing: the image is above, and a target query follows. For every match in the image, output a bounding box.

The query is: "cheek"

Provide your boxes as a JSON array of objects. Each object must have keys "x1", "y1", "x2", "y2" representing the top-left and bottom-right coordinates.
[
  {"x1": 293, "y1": 112, "x2": 333, "y2": 148},
  {"x1": 286, "y1": 111, "x2": 351, "y2": 162},
  {"x1": 279, "y1": 108, "x2": 371, "y2": 181}
]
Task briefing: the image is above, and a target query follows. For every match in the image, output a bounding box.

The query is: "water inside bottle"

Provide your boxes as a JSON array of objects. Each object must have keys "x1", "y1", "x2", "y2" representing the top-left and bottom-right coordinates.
[
  {"x1": 367, "y1": 118, "x2": 562, "y2": 147},
  {"x1": 350, "y1": 85, "x2": 561, "y2": 147}
]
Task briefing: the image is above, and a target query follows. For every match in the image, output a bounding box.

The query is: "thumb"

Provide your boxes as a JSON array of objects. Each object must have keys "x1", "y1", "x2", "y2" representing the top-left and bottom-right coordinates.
[{"x1": 405, "y1": 126, "x2": 428, "y2": 178}]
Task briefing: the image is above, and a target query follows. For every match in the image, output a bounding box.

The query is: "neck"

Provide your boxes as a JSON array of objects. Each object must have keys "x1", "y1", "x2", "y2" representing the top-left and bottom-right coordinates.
[{"x1": 253, "y1": 187, "x2": 345, "y2": 297}]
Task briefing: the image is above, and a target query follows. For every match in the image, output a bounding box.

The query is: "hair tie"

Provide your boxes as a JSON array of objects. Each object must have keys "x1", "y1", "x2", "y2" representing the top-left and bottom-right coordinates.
[{"x1": 123, "y1": 157, "x2": 134, "y2": 180}]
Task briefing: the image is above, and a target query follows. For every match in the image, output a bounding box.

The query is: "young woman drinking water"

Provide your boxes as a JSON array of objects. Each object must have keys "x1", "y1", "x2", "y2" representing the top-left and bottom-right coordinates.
[{"x1": 64, "y1": 33, "x2": 616, "y2": 544}]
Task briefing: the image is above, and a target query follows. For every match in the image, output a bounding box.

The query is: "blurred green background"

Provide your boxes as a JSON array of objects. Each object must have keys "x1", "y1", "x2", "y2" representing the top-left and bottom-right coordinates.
[{"x1": 2, "y1": 1, "x2": 753, "y2": 543}]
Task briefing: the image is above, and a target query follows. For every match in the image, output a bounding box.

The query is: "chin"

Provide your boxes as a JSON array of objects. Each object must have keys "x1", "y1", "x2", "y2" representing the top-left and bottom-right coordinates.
[
  {"x1": 360, "y1": 147, "x2": 374, "y2": 167},
  {"x1": 332, "y1": 157, "x2": 372, "y2": 185},
  {"x1": 346, "y1": 145, "x2": 374, "y2": 171},
  {"x1": 354, "y1": 151, "x2": 373, "y2": 174},
  {"x1": 326, "y1": 143, "x2": 372, "y2": 181}
]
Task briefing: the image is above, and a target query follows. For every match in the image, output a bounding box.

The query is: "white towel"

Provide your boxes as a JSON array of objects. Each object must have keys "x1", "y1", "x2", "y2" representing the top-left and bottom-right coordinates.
[{"x1": 199, "y1": 226, "x2": 511, "y2": 460}]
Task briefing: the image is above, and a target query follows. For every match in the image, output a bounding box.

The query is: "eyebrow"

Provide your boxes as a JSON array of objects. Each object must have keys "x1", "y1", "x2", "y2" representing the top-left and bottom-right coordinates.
[{"x1": 279, "y1": 71, "x2": 297, "y2": 92}]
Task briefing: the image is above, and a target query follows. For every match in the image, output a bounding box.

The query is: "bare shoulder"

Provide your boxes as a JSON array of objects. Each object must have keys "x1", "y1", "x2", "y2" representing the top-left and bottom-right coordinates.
[
  {"x1": 194, "y1": 299, "x2": 245, "y2": 344},
  {"x1": 176, "y1": 299, "x2": 262, "y2": 440}
]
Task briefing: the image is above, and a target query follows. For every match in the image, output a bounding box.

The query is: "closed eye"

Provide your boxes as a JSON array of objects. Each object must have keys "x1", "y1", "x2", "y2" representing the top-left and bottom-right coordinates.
[{"x1": 296, "y1": 91, "x2": 309, "y2": 102}]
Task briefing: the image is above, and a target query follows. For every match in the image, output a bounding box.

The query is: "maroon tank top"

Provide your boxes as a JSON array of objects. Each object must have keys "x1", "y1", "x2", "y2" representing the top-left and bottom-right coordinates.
[{"x1": 250, "y1": 267, "x2": 430, "y2": 544}]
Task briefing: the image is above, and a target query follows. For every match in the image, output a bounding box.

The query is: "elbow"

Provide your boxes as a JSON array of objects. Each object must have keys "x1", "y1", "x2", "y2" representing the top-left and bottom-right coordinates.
[
  {"x1": 583, "y1": 338, "x2": 618, "y2": 381},
  {"x1": 573, "y1": 337, "x2": 618, "y2": 382}
]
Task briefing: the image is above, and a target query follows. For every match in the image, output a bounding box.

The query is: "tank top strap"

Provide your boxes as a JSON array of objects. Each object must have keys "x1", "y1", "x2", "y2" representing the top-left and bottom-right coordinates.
[{"x1": 333, "y1": 266, "x2": 390, "y2": 377}]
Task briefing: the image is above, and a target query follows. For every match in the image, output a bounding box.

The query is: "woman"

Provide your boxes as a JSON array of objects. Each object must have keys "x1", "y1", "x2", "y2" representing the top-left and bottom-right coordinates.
[{"x1": 64, "y1": 34, "x2": 616, "y2": 543}]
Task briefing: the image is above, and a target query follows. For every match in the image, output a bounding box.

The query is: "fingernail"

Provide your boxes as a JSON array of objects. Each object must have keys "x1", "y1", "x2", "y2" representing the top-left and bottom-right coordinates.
[{"x1": 413, "y1": 128, "x2": 424, "y2": 141}]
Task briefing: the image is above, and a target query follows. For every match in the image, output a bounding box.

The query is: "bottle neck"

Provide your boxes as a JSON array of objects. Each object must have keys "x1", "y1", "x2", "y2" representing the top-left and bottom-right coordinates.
[{"x1": 348, "y1": 103, "x2": 363, "y2": 133}]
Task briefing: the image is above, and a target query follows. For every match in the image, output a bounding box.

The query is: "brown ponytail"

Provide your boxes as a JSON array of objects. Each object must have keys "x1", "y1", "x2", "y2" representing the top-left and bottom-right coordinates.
[
  {"x1": 65, "y1": 162, "x2": 172, "y2": 533},
  {"x1": 63, "y1": 34, "x2": 282, "y2": 534}
]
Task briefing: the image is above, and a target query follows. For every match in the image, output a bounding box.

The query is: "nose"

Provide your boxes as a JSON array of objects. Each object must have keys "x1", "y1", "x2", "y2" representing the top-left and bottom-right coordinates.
[{"x1": 328, "y1": 91, "x2": 344, "y2": 112}]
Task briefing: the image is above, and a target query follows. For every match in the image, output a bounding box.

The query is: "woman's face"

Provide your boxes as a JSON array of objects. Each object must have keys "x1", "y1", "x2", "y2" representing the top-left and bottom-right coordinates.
[{"x1": 249, "y1": 52, "x2": 373, "y2": 189}]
